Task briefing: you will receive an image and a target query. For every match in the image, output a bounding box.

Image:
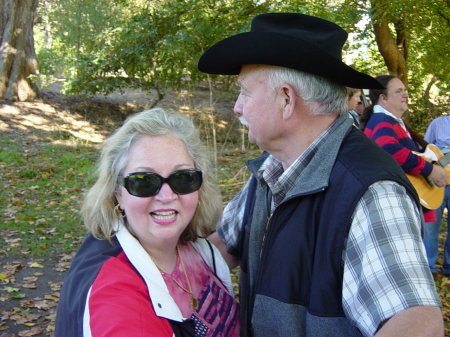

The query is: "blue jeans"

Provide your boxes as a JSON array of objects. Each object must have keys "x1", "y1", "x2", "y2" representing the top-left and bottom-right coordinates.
[{"x1": 424, "y1": 185, "x2": 450, "y2": 274}]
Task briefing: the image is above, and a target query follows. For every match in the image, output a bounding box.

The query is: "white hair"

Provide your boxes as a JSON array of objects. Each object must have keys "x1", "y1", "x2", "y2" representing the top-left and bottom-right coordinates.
[{"x1": 261, "y1": 66, "x2": 348, "y2": 116}]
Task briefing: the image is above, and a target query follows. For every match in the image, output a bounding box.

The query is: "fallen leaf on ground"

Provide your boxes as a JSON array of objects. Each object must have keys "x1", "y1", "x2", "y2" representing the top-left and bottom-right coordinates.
[
  {"x1": 18, "y1": 326, "x2": 44, "y2": 336},
  {"x1": 28, "y1": 262, "x2": 43, "y2": 269}
]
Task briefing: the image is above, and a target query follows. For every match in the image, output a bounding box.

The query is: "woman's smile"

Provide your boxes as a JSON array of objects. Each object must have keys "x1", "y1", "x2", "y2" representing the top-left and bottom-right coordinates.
[{"x1": 151, "y1": 209, "x2": 178, "y2": 224}]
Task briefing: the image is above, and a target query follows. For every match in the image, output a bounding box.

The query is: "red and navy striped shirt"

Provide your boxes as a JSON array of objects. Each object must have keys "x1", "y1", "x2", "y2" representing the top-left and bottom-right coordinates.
[{"x1": 364, "y1": 108, "x2": 433, "y2": 177}]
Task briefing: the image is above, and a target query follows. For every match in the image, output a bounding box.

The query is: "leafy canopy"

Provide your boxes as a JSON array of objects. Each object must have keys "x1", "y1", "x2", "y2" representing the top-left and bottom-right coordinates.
[{"x1": 35, "y1": 0, "x2": 449, "y2": 130}]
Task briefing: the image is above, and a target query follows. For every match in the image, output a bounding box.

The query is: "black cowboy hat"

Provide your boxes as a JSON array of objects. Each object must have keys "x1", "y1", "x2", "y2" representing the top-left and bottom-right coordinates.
[{"x1": 198, "y1": 13, "x2": 383, "y2": 89}]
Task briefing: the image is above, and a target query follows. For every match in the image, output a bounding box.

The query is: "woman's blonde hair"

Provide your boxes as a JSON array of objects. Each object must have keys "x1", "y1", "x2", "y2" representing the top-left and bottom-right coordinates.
[
  {"x1": 81, "y1": 107, "x2": 222, "y2": 242},
  {"x1": 346, "y1": 87, "x2": 360, "y2": 100}
]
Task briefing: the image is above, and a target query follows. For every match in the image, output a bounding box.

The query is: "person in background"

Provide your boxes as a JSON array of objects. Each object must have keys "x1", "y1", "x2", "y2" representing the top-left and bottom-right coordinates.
[
  {"x1": 347, "y1": 87, "x2": 363, "y2": 126},
  {"x1": 356, "y1": 91, "x2": 367, "y2": 116},
  {"x1": 55, "y1": 108, "x2": 240, "y2": 337},
  {"x1": 423, "y1": 114, "x2": 450, "y2": 275},
  {"x1": 360, "y1": 75, "x2": 449, "y2": 223},
  {"x1": 198, "y1": 12, "x2": 444, "y2": 337}
]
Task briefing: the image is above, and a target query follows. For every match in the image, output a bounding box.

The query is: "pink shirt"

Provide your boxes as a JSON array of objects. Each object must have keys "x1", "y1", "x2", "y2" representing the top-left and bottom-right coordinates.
[{"x1": 161, "y1": 243, "x2": 240, "y2": 337}]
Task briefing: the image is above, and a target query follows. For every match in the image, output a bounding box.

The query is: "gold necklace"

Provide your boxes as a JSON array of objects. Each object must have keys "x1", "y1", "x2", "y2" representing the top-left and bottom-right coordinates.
[{"x1": 149, "y1": 245, "x2": 198, "y2": 310}]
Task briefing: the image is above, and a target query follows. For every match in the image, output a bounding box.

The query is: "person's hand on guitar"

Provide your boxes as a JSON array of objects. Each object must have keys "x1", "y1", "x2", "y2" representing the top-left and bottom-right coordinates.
[{"x1": 428, "y1": 164, "x2": 449, "y2": 187}]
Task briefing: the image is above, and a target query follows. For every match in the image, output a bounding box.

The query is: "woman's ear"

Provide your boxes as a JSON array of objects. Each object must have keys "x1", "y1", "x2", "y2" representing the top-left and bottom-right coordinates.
[{"x1": 115, "y1": 191, "x2": 122, "y2": 206}]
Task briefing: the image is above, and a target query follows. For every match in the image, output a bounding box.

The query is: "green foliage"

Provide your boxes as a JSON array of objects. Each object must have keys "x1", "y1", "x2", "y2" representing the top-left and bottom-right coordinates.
[
  {"x1": 334, "y1": 0, "x2": 449, "y2": 130},
  {"x1": 34, "y1": 0, "x2": 124, "y2": 91},
  {"x1": 58, "y1": 0, "x2": 273, "y2": 95},
  {"x1": 34, "y1": 0, "x2": 449, "y2": 129}
]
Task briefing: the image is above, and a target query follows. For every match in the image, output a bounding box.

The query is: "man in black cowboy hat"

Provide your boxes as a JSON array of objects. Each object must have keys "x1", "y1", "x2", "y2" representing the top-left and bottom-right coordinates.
[{"x1": 199, "y1": 13, "x2": 443, "y2": 337}]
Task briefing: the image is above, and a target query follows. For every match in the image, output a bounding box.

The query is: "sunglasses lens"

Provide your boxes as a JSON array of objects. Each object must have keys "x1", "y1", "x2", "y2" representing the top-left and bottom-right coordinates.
[
  {"x1": 126, "y1": 173, "x2": 161, "y2": 197},
  {"x1": 121, "y1": 170, "x2": 202, "y2": 197},
  {"x1": 169, "y1": 170, "x2": 203, "y2": 194}
]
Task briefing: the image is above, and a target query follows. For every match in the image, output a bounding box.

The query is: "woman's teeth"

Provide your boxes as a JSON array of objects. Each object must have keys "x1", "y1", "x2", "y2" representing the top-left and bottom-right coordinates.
[{"x1": 151, "y1": 211, "x2": 176, "y2": 220}]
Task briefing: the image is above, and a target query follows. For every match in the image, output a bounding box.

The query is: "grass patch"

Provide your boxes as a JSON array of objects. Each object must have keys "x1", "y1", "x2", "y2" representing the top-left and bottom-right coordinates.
[{"x1": 0, "y1": 133, "x2": 98, "y2": 256}]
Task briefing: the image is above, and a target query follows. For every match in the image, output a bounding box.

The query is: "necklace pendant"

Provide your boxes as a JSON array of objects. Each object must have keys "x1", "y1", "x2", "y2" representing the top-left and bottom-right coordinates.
[{"x1": 191, "y1": 296, "x2": 198, "y2": 310}]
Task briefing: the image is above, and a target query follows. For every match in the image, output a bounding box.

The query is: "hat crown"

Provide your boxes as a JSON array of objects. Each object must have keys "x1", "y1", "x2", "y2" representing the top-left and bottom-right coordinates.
[
  {"x1": 198, "y1": 12, "x2": 384, "y2": 89},
  {"x1": 251, "y1": 13, "x2": 347, "y2": 60}
]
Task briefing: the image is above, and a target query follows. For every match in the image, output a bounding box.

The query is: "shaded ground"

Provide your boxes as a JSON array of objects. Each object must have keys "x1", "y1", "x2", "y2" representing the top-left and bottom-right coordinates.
[{"x1": 0, "y1": 253, "x2": 70, "y2": 337}]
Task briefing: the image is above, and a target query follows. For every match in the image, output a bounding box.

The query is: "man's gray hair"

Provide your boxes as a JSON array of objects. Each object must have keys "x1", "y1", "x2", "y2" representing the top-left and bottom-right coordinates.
[{"x1": 264, "y1": 66, "x2": 348, "y2": 116}]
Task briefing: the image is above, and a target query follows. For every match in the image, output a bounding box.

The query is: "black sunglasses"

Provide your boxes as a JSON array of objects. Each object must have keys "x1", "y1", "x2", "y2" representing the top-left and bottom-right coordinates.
[{"x1": 118, "y1": 169, "x2": 203, "y2": 197}]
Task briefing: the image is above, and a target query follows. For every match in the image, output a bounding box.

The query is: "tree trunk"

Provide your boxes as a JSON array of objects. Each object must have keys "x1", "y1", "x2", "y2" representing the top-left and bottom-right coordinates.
[
  {"x1": 0, "y1": 0, "x2": 39, "y2": 101},
  {"x1": 370, "y1": 0, "x2": 408, "y2": 86}
]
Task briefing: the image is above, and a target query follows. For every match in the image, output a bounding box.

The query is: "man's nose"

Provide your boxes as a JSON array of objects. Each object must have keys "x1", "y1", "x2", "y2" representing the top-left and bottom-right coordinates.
[{"x1": 234, "y1": 94, "x2": 243, "y2": 116}]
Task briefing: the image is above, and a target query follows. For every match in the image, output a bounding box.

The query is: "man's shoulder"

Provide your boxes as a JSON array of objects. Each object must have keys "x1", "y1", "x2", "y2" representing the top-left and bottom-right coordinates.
[
  {"x1": 436, "y1": 115, "x2": 450, "y2": 122},
  {"x1": 369, "y1": 112, "x2": 397, "y2": 124},
  {"x1": 338, "y1": 128, "x2": 407, "y2": 180}
]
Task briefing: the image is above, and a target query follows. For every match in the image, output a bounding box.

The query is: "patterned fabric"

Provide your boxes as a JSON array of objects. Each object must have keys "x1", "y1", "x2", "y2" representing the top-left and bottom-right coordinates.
[
  {"x1": 217, "y1": 181, "x2": 249, "y2": 255},
  {"x1": 363, "y1": 105, "x2": 436, "y2": 222},
  {"x1": 342, "y1": 181, "x2": 438, "y2": 336},
  {"x1": 261, "y1": 125, "x2": 328, "y2": 209},
  {"x1": 162, "y1": 244, "x2": 240, "y2": 337},
  {"x1": 218, "y1": 117, "x2": 440, "y2": 337},
  {"x1": 363, "y1": 105, "x2": 433, "y2": 176},
  {"x1": 195, "y1": 280, "x2": 239, "y2": 337},
  {"x1": 192, "y1": 315, "x2": 209, "y2": 337}
]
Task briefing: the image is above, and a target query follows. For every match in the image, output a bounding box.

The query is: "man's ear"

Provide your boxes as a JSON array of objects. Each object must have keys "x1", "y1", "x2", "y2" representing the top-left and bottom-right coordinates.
[{"x1": 280, "y1": 84, "x2": 297, "y2": 119}]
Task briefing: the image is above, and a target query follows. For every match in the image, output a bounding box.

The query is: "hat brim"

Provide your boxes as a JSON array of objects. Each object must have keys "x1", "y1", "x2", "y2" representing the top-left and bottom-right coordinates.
[{"x1": 198, "y1": 32, "x2": 383, "y2": 89}]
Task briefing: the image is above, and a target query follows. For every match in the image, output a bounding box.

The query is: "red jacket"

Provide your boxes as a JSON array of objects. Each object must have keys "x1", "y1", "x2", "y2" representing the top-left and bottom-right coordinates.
[
  {"x1": 55, "y1": 225, "x2": 236, "y2": 337},
  {"x1": 88, "y1": 251, "x2": 174, "y2": 337}
]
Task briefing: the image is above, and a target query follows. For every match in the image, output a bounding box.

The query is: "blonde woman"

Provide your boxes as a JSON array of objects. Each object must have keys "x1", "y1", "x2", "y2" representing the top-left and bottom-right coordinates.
[{"x1": 55, "y1": 108, "x2": 240, "y2": 337}]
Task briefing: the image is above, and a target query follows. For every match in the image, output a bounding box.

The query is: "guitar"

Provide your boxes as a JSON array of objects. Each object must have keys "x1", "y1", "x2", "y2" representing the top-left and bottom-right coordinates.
[{"x1": 406, "y1": 144, "x2": 450, "y2": 210}]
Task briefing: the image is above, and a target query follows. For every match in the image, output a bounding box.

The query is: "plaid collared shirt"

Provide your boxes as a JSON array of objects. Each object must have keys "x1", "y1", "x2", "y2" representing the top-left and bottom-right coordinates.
[
  {"x1": 217, "y1": 123, "x2": 440, "y2": 337},
  {"x1": 260, "y1": 125, "x2": 324, "y2": 210}
]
